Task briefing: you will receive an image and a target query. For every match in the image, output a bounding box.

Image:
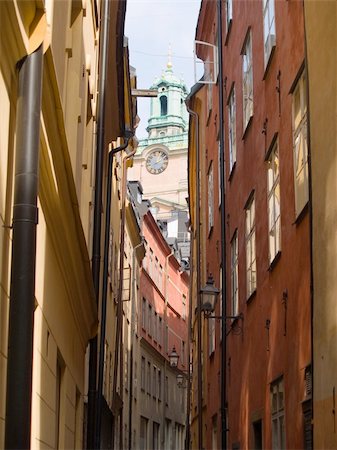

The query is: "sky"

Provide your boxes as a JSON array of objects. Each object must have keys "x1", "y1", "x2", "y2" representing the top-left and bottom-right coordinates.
[{"x1": 125, "y1": 0, "x2": 201, "y2": 138}]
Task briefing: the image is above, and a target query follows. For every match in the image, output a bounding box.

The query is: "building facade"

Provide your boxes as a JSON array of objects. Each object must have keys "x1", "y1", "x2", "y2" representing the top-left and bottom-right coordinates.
[
  {"x1": 0, "y1": 1, "x2": 134, "y2": 448},
  {"x1": 128, "y1": 181, "x2": 189, "y2": 450},
  {"x1": 188, "y1": 0, "x2": 312, "y2": 449},
  {"x1": 304, "y1": 2, "x2": 337, "y2": 449}
]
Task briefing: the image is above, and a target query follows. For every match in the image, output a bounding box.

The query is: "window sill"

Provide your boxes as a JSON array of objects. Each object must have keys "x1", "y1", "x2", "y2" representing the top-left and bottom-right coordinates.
[
  {"x1": 262, "y1": 46, "x2": 276, "y2": 81},
  {"x1": 268, "y1": 251, "x2": 281, "y2": 272},
  {"x1": 246, "y1": 289, "x2": 257, "y2": 304},
  {"x1": 242, "y1": 115, "x2": 253, "y2": 140},
  {"x1": 294, "y1": 201, "x2": 309, "y2": 226}
]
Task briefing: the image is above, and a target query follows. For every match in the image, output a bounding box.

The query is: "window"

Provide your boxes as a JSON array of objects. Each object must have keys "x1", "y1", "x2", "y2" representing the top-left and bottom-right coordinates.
[
  {"x1": 182, "y1": 295, "x2": 187, "y2": 320},
  {"x1": 148, "y1": 304, "x2": 152, "y2": 336},
  {"x1": 231, "y1": 231, "x2": 239, "y2": 316},
  {"x1": 271, "y1": 378, "x2": 286, "y2": 449},
  {"x1": 165, "y1": 376, "x2": 169, "y2": 405},
  {"x1": 153, "y1": 422, "x2": 160, "y2": 450},
  {"x1": 212, "y1": 415, "x2": 218, "y2": 450},
  {"x1": 292, "y1": 72, "x2": 308, "y2": 216},
  {"x1": 153, "y1": 366, "x2": 157, "y2": 398},
  {"x1": 181, "y1": 340, "x2": 186, "y2": 365},
  {"x1": 242, "y1": 30, "x2": 253, "y2": 130},
  {"x1": 142, "y1": 298, "x2": 146, "y2": 330},
  {"x1": 158, "y1": 369, "x2": 162, "y2": 401},
  {"x1": 140, "y1": 417, "x2": 148, "y2": 450},
  {"x1": 262, "y1": 0, "x2": 276, "y2": 67},
  {"x1": 245, "y1": 195, "x2": 256, "y2": 297},
  {"x1": 141, "y1": 357, "x2": 146, "y2": 391},
  {"x1": 209, "y1": 318, "x2": 215, "y2": 356},
  {"x1": 228, "y1": 87, "x2": 236, "y2": 172},
  {"x1": 154, "y1": 312, "x2": 158, "y2": 342},
  {"x1": 160, "y1": 95, "x2": 167, "y2": 116},
  {"x1": 219, "y1": 267, "x2": 223, "y2": 340},
  {"x1": 267, "y1": 141, "x2": 281, "y2": 263},
  {"x1": 218, "y1": 141, "x2": 222, "y2": 206},
  {"x1": 226, "y1": 0, "x2": 233, "y2": 31},
  {"x1": 158, "y1": 317, "x2": 162, "y2": 346},
  {"x1": 253, "y1": 420, "x2": 263, "y2": 450},
  {"x1": 147, "y1": 362, "x2": 151, "y2": 394},
  {"x1": 208, "y1": 162, "x2": 214, "y2": 233}
]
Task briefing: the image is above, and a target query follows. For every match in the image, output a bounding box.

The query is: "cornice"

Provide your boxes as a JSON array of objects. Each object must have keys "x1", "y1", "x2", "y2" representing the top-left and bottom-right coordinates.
[{"x1": 39, "y1": 48, "x2": 98, "y2": 349}]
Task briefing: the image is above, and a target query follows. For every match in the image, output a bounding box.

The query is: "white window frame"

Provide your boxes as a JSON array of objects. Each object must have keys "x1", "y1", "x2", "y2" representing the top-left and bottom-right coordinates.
[
  {"x1": 228, "y1": 86, "x2": 237, "y2": 172},
  {"x1": 271, "y1": 377, "x2": 286, "y2": 450},
  {"x1": 245, "y1": 195, "x2": 256, "y2": 297},
  {"x1": 262, "y1": 0, "x2": 276, "y2": 67},
  {"x1": 267, "y1": 140, "x2": 281, "y2": 263},
  {"x1": 242, "y1": 30, "x2": 253, "y2": 131},
  {"x1": 292, "y1": 72, "x2": 308, "y2": 217},
  {"x1": 208, "y1": 162, "x2": 214, "y2": 233},
  {"x1": 226, "y1": 0, "x2": 233, "y2": 32},
  {"x1": 231, "y1": 231, "x2": 239, "y2": 316}
]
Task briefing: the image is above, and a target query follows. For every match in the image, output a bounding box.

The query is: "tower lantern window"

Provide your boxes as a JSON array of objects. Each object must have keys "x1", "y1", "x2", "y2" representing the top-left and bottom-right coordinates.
[{"x1": 160, "y1": 95, "x2": 168, "y2": 116}]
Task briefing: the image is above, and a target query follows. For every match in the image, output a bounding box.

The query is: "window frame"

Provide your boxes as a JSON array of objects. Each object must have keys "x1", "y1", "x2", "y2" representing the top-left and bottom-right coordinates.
[
  {"x1": 242, "y1": 30, "x2": 254, "y2": 132},
  {"x1": 267, "y1": 139, "x2": 281, "y2": 264},
  {"x1": 228, "y1": 85, "x2": 237, "y2": 173},
  {"x1": 262, "y1": 0, "x2": 276, "y2": 68},
  {"x1": 208, "y1": 161, "x2": 214, "y2": 234},
  {"x1": 230, "y1": 231, "x2": 239, "y2": 316},
  {"x1": 245, "y1": 193, "x2": 257, "y2": 298},
  {"x1": 271, "y1": 377, "x2": 286, "y2": 450},
  {"x1": 292, "y1": 71, "x2": 308, "y2": 218}
]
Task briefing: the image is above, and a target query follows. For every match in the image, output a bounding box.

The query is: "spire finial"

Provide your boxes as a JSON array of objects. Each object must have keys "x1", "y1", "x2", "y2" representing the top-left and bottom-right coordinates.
[{"x1": 167, "y1": 43, "x2": 173, "y2": 70}]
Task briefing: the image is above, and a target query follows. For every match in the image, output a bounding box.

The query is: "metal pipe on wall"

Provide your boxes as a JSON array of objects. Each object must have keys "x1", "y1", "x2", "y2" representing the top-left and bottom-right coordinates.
[
  {"x1": 112, "y1": 145, "x2": 137, "y2": 449},
  {"x1": 217, "y1": 1, "x2": 228, "y2": 448},
  {"x1": 185, "y1": 100, "x2": 202, "y2": 450},
  {"x1": 87, "y1": 0, "x2": 111, "y2": 446},
  {"x1": 95, "y1": 139, "x2": 130, "y2": 449},
  {"x1": 5, "y1": 45, "x2": 44, "y2": 450}
]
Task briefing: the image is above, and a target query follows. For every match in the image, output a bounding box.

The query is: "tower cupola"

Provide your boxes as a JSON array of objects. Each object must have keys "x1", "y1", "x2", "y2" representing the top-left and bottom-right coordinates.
[{"x1": 147, "y1": 49, "x2": 189, "y2": 138}]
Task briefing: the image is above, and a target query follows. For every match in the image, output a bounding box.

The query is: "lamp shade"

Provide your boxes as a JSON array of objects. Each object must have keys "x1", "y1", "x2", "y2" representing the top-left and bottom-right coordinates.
[
  {"x1": 169, "y1": 346, "x2": 179, "y2": 367},
  {"x1": 200, "y1": 274, "x2": 220, "y2": 313}
]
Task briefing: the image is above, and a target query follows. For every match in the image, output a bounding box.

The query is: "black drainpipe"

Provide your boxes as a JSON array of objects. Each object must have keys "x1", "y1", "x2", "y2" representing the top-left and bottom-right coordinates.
[
  {"x1": 87, "y1": 0, "x2": 111, "y2": 447},
  {"x1": 217, "y1": 1, "x2": 228, "y2": 449},
  {"x1": 95, "y1": 139, "x2": 130, "y2": 449},
  {"x1": 5, "y1": 45, "x2": 43, "y2": 450}
]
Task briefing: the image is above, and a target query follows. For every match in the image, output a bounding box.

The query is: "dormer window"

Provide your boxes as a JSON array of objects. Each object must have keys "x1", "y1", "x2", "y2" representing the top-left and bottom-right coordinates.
[{"x1": 160, "y1": 95, "x2": 167, "y2": 116}]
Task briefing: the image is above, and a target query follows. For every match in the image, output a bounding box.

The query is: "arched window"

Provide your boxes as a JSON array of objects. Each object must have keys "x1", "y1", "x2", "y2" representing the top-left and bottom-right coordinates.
[{"x1": 160, "y1": 96, "x2": 167, "y2": 116}]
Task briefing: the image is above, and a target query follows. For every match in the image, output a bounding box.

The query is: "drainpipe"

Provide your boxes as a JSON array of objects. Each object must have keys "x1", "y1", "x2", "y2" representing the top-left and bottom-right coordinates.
[
  {"x1": 162, "y1": 249, "x2": 174, "y2": 447},
  {"x1": 303, "y1": 6, "x2": 314, "y2": 446},
  {"x1": 95, "y1": 138, "x2": 131, "y2": 449},
  {"x1": 112, "y1": 145, "x2": 137, "y2": 449},
  {"x1": 185, "y1": 101, "x2": 202, "y2": 450},
  {"x1": 87, "y1": 0, "x2": 111, "y2": 447},
  {"x1": 185, "y1": 236, "x2": 193, "y2": 450},
  {"x1": 128, "y1": 238, "x2": 145, "y2": 450},
  {"x1": 217, "y1": 1, "x2": 228, "y2": 448},
  {"x1": 5, "y1": 45, "x2": 43, "y2": 450}
]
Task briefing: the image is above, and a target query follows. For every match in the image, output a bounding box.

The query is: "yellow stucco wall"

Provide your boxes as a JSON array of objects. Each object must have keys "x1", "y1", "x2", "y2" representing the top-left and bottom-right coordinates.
[{"x1": 305, "y1": 1, "x2": 337, "y2": 448}]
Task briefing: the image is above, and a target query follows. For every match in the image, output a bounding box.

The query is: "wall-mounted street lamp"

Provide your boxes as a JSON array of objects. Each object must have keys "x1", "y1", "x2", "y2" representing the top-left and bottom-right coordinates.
[
  {"x1": 168, "y1": 346, "x2": 179, "y2": 368},
  {"x1": 200, "y1": 274, "x2": 243, "y2": 322}
]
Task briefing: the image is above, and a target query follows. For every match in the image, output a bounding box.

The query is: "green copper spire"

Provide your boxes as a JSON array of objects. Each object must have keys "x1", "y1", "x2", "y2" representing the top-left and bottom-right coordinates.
[{"x1": 147, "y1": 48, "x2": 189, "y2": 139}]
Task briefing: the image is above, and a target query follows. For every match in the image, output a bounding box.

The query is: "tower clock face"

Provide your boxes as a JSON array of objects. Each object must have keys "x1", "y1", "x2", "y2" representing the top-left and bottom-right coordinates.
[{"x1": 145, "y1": 150, "x2": 169, "y2": 174}]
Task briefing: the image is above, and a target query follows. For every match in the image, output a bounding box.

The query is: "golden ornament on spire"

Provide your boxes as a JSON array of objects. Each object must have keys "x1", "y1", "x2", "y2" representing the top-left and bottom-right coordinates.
[{"x1": 167, "y1": 43, "x2": 173, "y2": 69}]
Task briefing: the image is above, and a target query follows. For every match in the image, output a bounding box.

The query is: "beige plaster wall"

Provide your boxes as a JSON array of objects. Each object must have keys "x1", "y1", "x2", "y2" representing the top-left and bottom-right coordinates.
[{"x1": 305, "y1": 1, "x2": 337, "y2": 448}]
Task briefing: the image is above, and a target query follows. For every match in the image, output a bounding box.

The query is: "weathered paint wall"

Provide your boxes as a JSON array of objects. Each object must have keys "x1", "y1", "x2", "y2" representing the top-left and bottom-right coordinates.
[{"x1": 305, "y1": 1, "x2": 337, "y2": 448}]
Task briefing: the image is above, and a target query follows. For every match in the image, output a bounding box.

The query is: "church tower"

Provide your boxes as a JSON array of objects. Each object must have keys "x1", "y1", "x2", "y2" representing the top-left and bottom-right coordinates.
[
  {"x1": 147, "y1": 53, "x2": 189, "y2": 139},
  {"x1": 127, "y1": 57, "x2": 190, "y2": 262}
]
